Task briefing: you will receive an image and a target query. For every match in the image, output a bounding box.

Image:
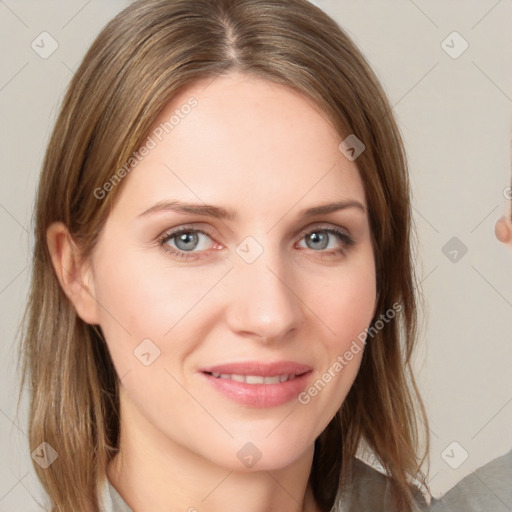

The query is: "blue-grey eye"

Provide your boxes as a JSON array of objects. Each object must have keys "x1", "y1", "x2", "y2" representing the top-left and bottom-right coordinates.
[
  {"x1": 305, "y1": 231, "x2": 330, "y2": 250},
  {"x1": 174, "y1": 231, "x2": 200, "y2": 251}
]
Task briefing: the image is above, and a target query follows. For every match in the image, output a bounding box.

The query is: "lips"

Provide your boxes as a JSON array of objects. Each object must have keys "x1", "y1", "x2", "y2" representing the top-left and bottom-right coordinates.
[
  {"x1": 200, "y1": 361, "x2": 313, "y2": 377},
  {"x1": 199, "y1": 360, "x2": 313, "y2": 408},
  {"x1": 208, "y1": 373, "x2": 297, "y2": 384}
]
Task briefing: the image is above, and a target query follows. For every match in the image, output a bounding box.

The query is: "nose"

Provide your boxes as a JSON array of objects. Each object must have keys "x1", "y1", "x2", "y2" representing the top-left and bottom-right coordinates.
[{"x1": 225, "y1": 244, "x2": 305, "y2": 343}]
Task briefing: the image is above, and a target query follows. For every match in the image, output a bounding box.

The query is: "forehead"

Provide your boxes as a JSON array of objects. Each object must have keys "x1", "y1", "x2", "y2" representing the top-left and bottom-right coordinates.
[{"x1": 112, "y1": 72, "x2": 366, "y2": 218}]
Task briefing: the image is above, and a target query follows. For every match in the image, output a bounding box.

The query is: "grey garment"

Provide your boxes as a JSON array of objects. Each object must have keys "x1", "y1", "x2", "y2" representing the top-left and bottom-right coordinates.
[
  {"x1": 98, "y1": 477, "x2": 134, "y2": 512},
  {"x1": 337, "y1": 457, "x2": 430, "y2": 512},
  {"x1": 98, "y1": 457, "x2": 428, "y2": 512},
  {"x1": 98, "y1": 451, "x2": 512, "y2": 511},
  {"x1": 430, "y1": 449, "x2": 512, "y2": 512}
]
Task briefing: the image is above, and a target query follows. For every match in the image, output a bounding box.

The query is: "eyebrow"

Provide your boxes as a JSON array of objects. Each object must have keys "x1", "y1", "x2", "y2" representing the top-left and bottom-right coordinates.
[{"x1": 137, "y1": 199, "x2": 367, "y2": 220}]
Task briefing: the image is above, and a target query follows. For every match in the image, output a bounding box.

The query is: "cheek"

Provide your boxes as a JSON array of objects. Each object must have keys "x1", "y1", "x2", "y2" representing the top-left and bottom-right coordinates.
[
  {"x1": 318, "y1": 251, "x2": 377, "y2": 348},
  {"x1": 93, "y1": 233, "x2": 376, "y2": 374},
  {"x1": 88, "y1": 234, "x2": 378, "y2": 468},
  {"x1": 294, "y1": 248, "x2": 376, "y2": 410},
  {"x1": 91, "y1": 243, "x2": 225, "y2": 370}
]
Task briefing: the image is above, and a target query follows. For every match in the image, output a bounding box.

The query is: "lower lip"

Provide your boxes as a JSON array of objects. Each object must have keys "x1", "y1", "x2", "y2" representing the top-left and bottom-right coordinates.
[{"x1": 201, "y1": 371, "x2": 312, "y2": 408}]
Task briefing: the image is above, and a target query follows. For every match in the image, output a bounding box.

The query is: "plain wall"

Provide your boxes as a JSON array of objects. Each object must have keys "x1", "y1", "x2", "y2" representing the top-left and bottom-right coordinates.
[{"x1": 0, "y1": 0, "x2": 510, "y2": 508}]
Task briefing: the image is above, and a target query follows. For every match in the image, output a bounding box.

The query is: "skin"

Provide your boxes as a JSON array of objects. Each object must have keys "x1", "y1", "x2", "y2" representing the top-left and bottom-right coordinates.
[
  {"x1": 46, "y1": 70, "x2": 512, "y2": 511},
  {"x1": 48, "y1": 71, "x2": 377, "y2": 512},
  {"x1": 495, "y1": 205, "x2": 512, "y2": 246},
  {"x1": 46, "y1": 71, "x2": 512, "y2": 511}
]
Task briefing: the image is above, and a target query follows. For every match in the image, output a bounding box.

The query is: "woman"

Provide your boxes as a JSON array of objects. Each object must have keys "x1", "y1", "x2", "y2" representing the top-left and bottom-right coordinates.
[{"x1": 17, "y1": 0, "x2": 431, "y2": 510}]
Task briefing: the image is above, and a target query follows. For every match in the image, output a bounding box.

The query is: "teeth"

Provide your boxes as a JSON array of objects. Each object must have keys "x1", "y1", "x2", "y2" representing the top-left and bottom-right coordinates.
[
  {"x1": 209, "y1": 373, "x2": 297, "y2": 384},
  {"x1": 245, "y1": 375, "x2": 264, "y2": 384}
]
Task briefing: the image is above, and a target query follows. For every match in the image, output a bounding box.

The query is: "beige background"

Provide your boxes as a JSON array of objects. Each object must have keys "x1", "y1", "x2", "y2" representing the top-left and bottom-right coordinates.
[{"x1": 0, "y1": 0, "x2": 511, "y2": 508}]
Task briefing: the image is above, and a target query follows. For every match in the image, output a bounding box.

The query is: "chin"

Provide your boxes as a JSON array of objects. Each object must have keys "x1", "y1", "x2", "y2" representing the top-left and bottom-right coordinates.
[{"x1": 204, "y1": 432, "x2": 315, "y2": 473}]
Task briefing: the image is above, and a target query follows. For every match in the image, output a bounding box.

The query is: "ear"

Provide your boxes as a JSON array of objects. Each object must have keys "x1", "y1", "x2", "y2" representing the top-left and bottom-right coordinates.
[
  {"x1": 495, "y1": 216, "x2": 512, "y2": 245},
  {"x1": 494, "y1": 206, "x2": 512, "y2": 245},
  {"x1": 46, "y1": 222, "x2": 100, "y2": 325}
]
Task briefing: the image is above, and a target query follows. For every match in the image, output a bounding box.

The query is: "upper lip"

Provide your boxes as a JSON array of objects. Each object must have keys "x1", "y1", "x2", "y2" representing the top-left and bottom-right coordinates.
[{"x1": 200, "y1": 361, "x2": 313, "y2": 377}]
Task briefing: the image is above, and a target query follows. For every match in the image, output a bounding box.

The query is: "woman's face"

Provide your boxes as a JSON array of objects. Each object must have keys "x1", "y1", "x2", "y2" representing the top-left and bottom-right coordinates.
[{"x1": 88, "y1": 72, "x2": 377, "y2": 471}]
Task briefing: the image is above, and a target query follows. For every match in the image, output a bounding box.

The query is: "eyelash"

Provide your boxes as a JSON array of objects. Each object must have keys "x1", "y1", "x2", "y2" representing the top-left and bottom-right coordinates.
[{"x1": 157, "y1": 224, "x2": 355, "y2": 261}]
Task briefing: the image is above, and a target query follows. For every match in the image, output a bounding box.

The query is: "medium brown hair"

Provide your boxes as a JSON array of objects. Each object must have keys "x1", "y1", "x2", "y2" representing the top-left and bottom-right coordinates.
[{"x1": 17, "y1": 0, "x2": 431, "y2": 510}]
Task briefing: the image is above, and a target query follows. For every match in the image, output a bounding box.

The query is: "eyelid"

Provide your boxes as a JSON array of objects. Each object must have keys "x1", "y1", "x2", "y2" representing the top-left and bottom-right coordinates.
[
  {"x1": 157, "y1": 221, "x2": 351, "y2": 242},
  {"x1": 157, "y1": 224, "x2": 217, "y2": 247},
  {"x1": 296, "y1": 222, "x2": 351, "y2": 238}
]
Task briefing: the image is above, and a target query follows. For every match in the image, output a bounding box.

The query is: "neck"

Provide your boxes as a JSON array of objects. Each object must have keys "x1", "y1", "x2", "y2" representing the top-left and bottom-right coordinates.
[{"x1": 106, "y1": 388, "x2": 322, "y2": 512}]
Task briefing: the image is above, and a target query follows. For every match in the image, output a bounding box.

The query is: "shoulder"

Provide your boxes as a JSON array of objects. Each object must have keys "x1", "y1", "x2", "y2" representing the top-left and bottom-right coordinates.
[
  {"x1": 333, "y1": 457, "x2": 429, "y2": 512},
  {"x1": 430, "y1": 449, "x2": 512, "y2": 512}
]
